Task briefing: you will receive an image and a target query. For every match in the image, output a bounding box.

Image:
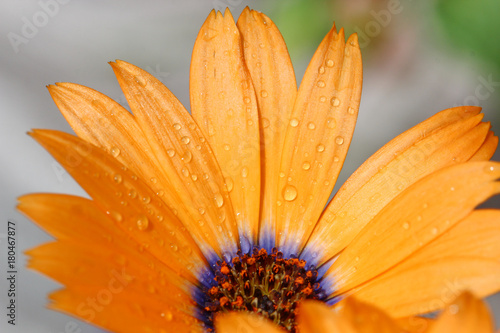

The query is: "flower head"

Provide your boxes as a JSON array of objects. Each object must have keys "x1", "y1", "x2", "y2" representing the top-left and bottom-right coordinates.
[{"x1": 20, "y1": 7, "x2": 500, "y2": 332}]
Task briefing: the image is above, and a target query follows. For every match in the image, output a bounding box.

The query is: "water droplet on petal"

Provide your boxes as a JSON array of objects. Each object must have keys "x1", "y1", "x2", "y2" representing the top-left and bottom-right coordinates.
[
  {"x1": 326, "y1": 118, "x2": 336, "y2": 129},
  {"x1": 142, "y1": 196, "x2": 151, "y2": 204},
  {"x1": 128, "y1": 189, "x2": 137, "y2": 198},
  {"x1": 181, "y1": 168, "x2": 189, "y2": 177},
  {"x1": 214, "y1": 193, "x2": 224, "y2": 207},
  {"x1": 166, "y1": 149, "x2": 176, "y2": 157},
  {"x1": 262, "y1": 118, "x2": 270, "y2": 128},
  {"x1": 307, "y1": 122, "x2": 316, "y2": 130},
  {"x1": 318, "y1": 66, "x2": 325, "y2": 74},
  {"x1": 173, "y1": 123, "x2": 181, "y2": 130},
  {"x1": 110, "y1": 147, "x2": 120, "y2": 157},
  {"x1": 108, "y1": 211, "x2": 122, "y2": 222},
  {"x1": 161, "y1": 311, "x2": 173, "y2": 321},
  {"x1": 319, "y1": 96, "x2": 327, "y2": 103},
  {"x1": 403, "y1": 222, "x2": 410, "y2": 230},
  {"x1": 225, "y1": 177, "x2": 234, "y2": 192},
  {"x1": 326, "y1": 59, "x2": 334, "y2": 67},
  {"x1": 134, "y1": 75, "x2": 147, "y2": 87},
  {"x1": 330, "y1": 97, "x2": 340, "y2": 107},
  {"x1": 136, "y1": 215, "x2": 149, "y2": 231},
  {"x1": 113, "y1": 174, "x2": 123, "y2": 184},
  {"x1": 316, "y1": 144, "x2": 325, "y2": 152},
  {"x1": 290, "y1": 118, "x2": 299, "y2": 127},
  {"x1": 182, "y1": 151, "x2": 193, "y2": 163},
  {"x1": 241, "y1": 167, "x2": 249, "y2": 178},
  {"x1": 283, "y1": 185, "x2": 298, "y2": 201},
  {"x1": 198, "y1": 207, "x2": 205, "y2": 215},
  {"x1": 484, "y1": 165, "x2": 496, "y2": 174},
  {"x1": 181, "y1": 136, "x2": 190, "y2": 144},
  {"x1": 261, "y1": 90, "x2": 268, "y2": 97},
  {"x1": 347, "y1": 107, "x2": 356, "y2": 115},
  {"x1": 449, "y1": 304, "x2": 460, "y2": 315},
  {"x1": 335, "y1": 136, "x2": 344, "y2": 145},
  {"x1": 243, "y1": 97, "x2": 251, "y2": 104},
  {"x1": 191, "y1": 174, "x2": 198, "y2": 181},
  {"x1": 302, "y1": 162, "x2": 311, "y2": 170},
  {"x1": 317, "y1": 80, "x2": 326, "y2": 88},
  {"x1": 223, "y1": 144, "x2": 230, "y2": 151},
  {"x1": 431, "y1": 227, "x2": 438, "y2": 235}
]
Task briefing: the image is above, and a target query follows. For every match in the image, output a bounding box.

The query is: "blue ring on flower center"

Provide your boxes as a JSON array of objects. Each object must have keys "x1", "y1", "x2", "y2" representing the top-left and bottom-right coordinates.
[{"x1": 195, "y1": 247, "x2": 328, "y2": 332}]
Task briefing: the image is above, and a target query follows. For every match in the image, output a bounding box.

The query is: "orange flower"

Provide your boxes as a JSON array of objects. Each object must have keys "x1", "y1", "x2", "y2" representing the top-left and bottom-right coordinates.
[
  {"x1": 216, "y1": 292, "x2": 495, "y2": 333},
  {"x1": 19, "y1": 7, "x2": 500, "y2": 332}
]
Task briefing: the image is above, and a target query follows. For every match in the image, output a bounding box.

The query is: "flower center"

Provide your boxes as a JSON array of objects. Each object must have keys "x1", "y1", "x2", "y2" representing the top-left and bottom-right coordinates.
[{"x1": 201, "y1": 248, "x2": 326, "y2": 332}]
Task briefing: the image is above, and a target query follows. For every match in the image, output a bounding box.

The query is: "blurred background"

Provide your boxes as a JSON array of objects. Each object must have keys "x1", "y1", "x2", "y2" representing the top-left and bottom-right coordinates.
[{"x1": 1, "y1": 0, "x2": 499, "y2": 331}]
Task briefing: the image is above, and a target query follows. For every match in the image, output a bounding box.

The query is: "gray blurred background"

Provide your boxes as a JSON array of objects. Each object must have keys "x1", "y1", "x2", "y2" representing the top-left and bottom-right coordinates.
[{"x1": 1, "y1": 0, "x2": 499, "y2": 332}]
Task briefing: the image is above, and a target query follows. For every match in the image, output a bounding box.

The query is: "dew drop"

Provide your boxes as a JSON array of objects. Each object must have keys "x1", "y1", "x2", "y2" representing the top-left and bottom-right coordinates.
[
  {"x1": 198, "y1": 207, "x2": 205, "y2": 215},
  {"x1": 136, "y1": 215, "x2": 149, "y2": 231},
  {"x1": 283, "y1": 185, "x2": 298, "y2": 201},
  {"x1": 449, "y1": 304, "x2": 460, "y2": 315},
  {"x1": 290, "y1": 118, "x2": 299, "y2": 127},
  {"x1": 484, "y1": 165, "x2": 496, "y2": 174},
  {"x1": 319, "y1": 96, "x2": 327, "y2": 103},
  {"x1": 182, "y1": 151, "x2": 193, "y2": 163},
  {"x1": 262, "y1": 118, "x2": 270, "y2": 128},
  {"x1": 241, "y1": 167, "x2": 249, "y2": 178},
  {"x1": 225, "y1": 177, "x2": 234, "y2": 192},
  {"x1": 431, "y1": 227, "x2": 438, "y2": 235},
  {"x1": 113, "y1": 174, "x2": 123, "y2": 184},
  {"x1": 326, "y1": 118, "x2": 337, "y2": 129},
  {"x1": 316, "y1": 144, "x2": 325, "y2": 152},
  {"x1": 307, "y1": 122, "x2": 316, "y2": 130},
  {"x1": 403, "y1": 222, "x2": 410, "y2": 230},
  {"x1": 108, "y1": 211, "x2": 122, "y2": 222},
  {"x1": 142, "y1": 196, "x2": 151, "y2": 204},
  {"x1": 181, "y1": 168, "x2": 189, "y2": 177},
  {"x1": 161, "y1": 311, "x2": 173, "y2": 321},
  {"x1": 128, "y1": 189, "x2": 137, "y2": 198},
  {"x1": 173, "y1": 123, "x2": 181, "y2": 131},
  {"x1": 330, "y1": 97, "x2": 340, "y2": 107},
  {"x1": 279, "y1": 172, "x2": 285, "y2": 178},
  {"x1": 170, "y1": 243, "x2": 178, "y2": 252},
  {"x1": 191, "y1": 174, "x2": 198, "y2": 181},
  {"x1": 243, "y1": 97, "x2": 251, "y2": 104},
  {"x1": 276, "y1": 200, "x2": 282, "y2": 206},
  {"x1": 166, "y1": 149, "x2": 176, "y2": 157},
  {"x1": 134, "y1": 75, "x2": 147, "y2": 87},
  {"x1": 223, "y1": 144, "x2": 231, "y2": 151},
  {"x1": 181, "y1": 136, "x2": 190, "y2": 144},
  {"x1": 326, "y1": 59, "x2": 334, "y2": 67},
  {"x1": 261, "y1": 90, "x2": 268, "y2": 98},
  {"x1": 335, "y1": 136, "x2": 344, "y2": 145},
  {"x1": 195, "y1": 145, "x2": 201, "y2": 150},
  {"x1": 302, "y1": 162, "x2": 311, "y2": 170},
  {"x1": 214, "y1": 193, "x2": 224, "y2": 207},
  {"x1": 347, "y1": 107, "x2": 356, "y2": 115},
  {"x1": 318, "y1": 66, "x2": 325, "y2": 74},
  {"x1": 110, "y1": 147, "x2": 120, "y2": 157},
  {"x1": 198, "y1": 220, "x2": 204, "y2": 226},
  {"x1": 324, "y1": 180, "x2": 330, "y2": 186},
  {"x1": 150, "y1": 177, "x2": 157, "y2": 184},
  {"x1": 316, "y1": 80, "x2": 326, "y2": 88}
]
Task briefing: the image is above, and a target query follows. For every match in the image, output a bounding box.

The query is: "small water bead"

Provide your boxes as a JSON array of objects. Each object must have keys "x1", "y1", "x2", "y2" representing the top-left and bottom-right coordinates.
[
  {"x1": 195, "y1": 145, "x2": 201, "y2": 150},
  {"x1": 142, "y1": 196, "x2": 151, "y2": 204},
  {"x1": 283, "y1": 185, "x2": 298, "y2": 201},
  {"x1": 181, "y1": 136, "x2": 191, "y2": 144},
  {"x1": 198, "y1": 207, "x2": 205, "y2": 215},
  {"x1": 319, "y1": 96, "x2": 327, "y2": 103},
  {"x1": 330, "y1": 97, "x2": 340, "y2": 107},
  {"x1": 161, "y1": 311, "x2": 173, "y2": 321},
  {"x1": 403, "y1": 222, "x2": 410, "y2": 230},
  {"x1": 191, "y1": 174, "x2": 198, "y2": 181},
  {"x1": 290, "y1": 118, "x2": 299, "y2": 127},
  {"x1": 241, "y1": 167, "x2": 249, "y2": 178},
  {"x1": 225, "y1": 177, "x2": 234, "y2": 192},
  {"x1": 326, "y1": 118, "x2": 336, "y2": 129},
  {"x1": 113, "y1": 174, "x2": 123, "y2": 184},
  {"x1": 198, "y1": 220, "x2": 204, "y2": 227},
  {"x1": 136, "y1": 215, "x2": 149, "y2": 231},
  {"x1": 335, "y1": 136, "x2": 344, "y2": 145},
  {"x1": 302, "y1": 162, "x2": 311, "y2": 170},
  {"x1": 128, "y1": 189, "x2": 137, "y2": 198},
  {"x1": 166, "y1": 149, "x2": 176, "y2": 157},
  {"x1": 262, "y1": 118, "x2": 270, "y2": 128},
  {"x1": 347, "y1": 107, "x2": 356, "y2": 115},
  {"x1": 110, "y1": 147, "x2": 121, "y2": 157},
  {"x1": 150, "y1": 177, "x2": 157, "y2": 184},
  {"x1": 307, "y1": 122, "x2": 316, "y2": 130},
  {"x1": 324, "y1": 180, "x2": 330, "y2": 186},
  {"x1": 223, "y1": 144, "x2": 231, "y2": 151},
  {"x1": 134, "y1": 75, "x2": 147, "y2": 87},
  {"x1": 247, "y1": 120, "x2": 254, "y2": 126},
  {"x1": 316, "y1": 144, "x2": 325, "y2": 152},
  {"x1": 316, "y1": 80, "x2": 326, "y2": 88},
  {"x1": 170, "y1": 243, "x2": 178, "y2": 252},
  {"x1": 214, "y1": 193, "x2": 224, "y2": 207},
  {"x1": 243, "y1": 97, "x2": 251, "y2": 104},
  {"x1": 182, "y1": 151, "x2": 193, "y2": 163},
  {"x1": 431, "y1": 227, "x2": 438, "y2": 235},
  {"x1": 261, "y1": 90, "x2": 268, "y2": 98},
  {"x1": 449, "y1": 304, "x2": 460, "y2": 315},
  {"x1": 173, "y1": 123, "x2": 181, "y2": 131},
  {"x1": 326, "y1": 59, "x2": 334, "y2": 67},
  {"x1": 109, "y1": 211, "x2": 122, "y2": 222},
  {"x1": 484, "y1": 165, "x2": 496, "y2": 174},
  {"x1": 318, "y1": 66, "x2": 325, "y2": 74},
  {"x1": 181, "y1": 168, "x2": 189, "y2": 177}
]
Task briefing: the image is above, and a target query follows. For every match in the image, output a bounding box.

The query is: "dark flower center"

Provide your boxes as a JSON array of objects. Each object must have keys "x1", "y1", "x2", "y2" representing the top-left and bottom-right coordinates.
[{"x1": 201, "y1": 248, "x2": 326, "y2": 332}]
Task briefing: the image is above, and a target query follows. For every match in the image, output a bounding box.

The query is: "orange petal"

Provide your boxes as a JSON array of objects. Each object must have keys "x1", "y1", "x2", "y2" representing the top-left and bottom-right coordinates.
[
  {"x1": 28, "y1": 130, "x2": 207, "y2": 278},
  {"x1": 49, "y1": 287, "x2": 202, "y2": 332},
  {"x1": 298, "y1": 298, "x2": 401, "y2": 333},
  {"x1": 427, "y1": 292, "x2": 494, "y2": 333},
  {"x1": 236, "y1": 8, "x2": 297, "y2": 248},
  {"x1": 275, "y1": 27, "x2": 362, "y2": 256},
  {"x1": 190, "y1": 9, "x2": 261, "y2": 249},
  {"x1": 327, "y1": 161, "x2": 500, "y2": 296},
  {"x1": 110, "y1": 59, "x2": 239, "y2": 260},
  {"x1": 469, "y1": 131, "x2": 498, "y2": 161},
  {"x1": 304, "y1": 107, "x2": 490, "y2": 264},
  {"x1": 352, "y1": 209, "x2": 500, "y2": 317},
  {"x1": 215, "y1": 311, "x2": 284, "y2": 333}
]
